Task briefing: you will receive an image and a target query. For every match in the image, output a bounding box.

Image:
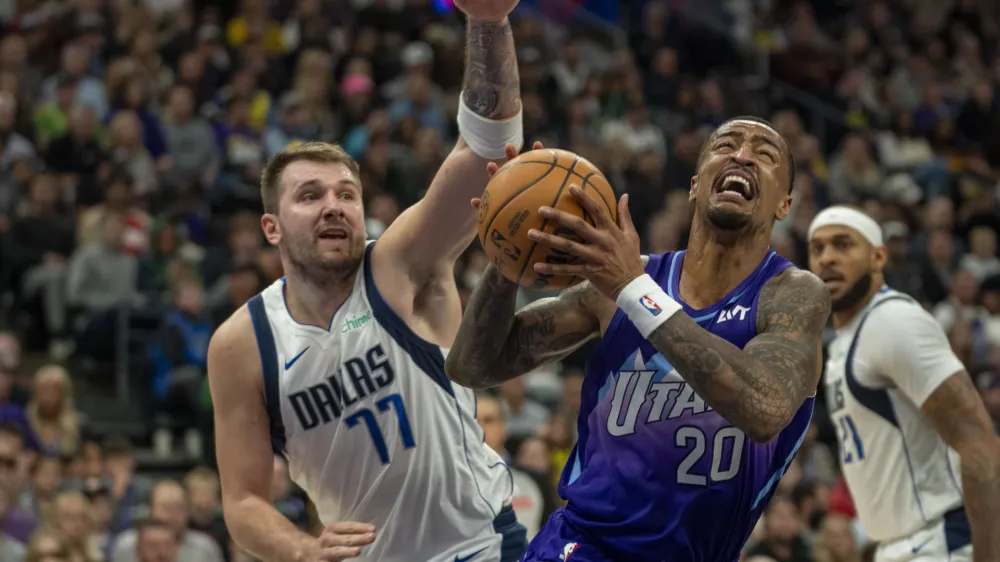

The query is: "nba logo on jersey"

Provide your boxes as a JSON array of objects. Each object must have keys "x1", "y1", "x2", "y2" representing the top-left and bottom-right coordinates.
[
  {"x1": 639, "y1": 295, "x2": 662, "y2": 316},
  {"x1": 559, "y1": 543, "x2": 578, "y2": 560}
]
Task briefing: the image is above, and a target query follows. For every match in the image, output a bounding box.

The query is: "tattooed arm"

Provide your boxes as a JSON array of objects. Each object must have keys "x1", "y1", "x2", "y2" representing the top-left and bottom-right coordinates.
[
  {"x1": 645, "y1": 269, "x2": 830, "y2": 443},
  {"x1": 922, "y1": 373, "x2": 1000, "y2": 562},
  {"x1": 374, "y1": 16, "x2": 521, "y2": 281},
  {"x1": 445, "y1": 265, "x2": 606, "y2": 388}
]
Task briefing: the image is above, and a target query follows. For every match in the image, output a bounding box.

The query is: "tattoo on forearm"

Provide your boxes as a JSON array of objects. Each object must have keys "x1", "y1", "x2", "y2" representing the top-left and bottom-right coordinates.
[
  {"x1": 924, "y1": 373, "x2": 1000, "y2": 560},
  {"x1": 445, "y1": 265, "x2": 599, "y2": 388},
  {"x1": 462, "y1": 19, "x2": 520, "y2": 119},
  {"x1": 646, "y1": 270, "x2": 830, "y2": 441}
]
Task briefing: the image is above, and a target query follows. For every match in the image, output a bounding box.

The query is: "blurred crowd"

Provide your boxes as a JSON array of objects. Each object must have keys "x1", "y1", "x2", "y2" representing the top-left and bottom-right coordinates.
[{"x1": 0, "y1": 0, "x2": 996, "y2": 560}]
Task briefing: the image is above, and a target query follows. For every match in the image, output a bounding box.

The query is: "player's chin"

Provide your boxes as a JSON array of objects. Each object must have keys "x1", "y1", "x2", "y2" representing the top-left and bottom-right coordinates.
[{"x1": 706, "y1": 204, "x2": 753, "y2": 231}]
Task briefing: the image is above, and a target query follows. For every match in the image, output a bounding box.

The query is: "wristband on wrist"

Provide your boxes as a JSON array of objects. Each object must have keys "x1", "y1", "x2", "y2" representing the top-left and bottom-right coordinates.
[
  {"x1": 456, "y1": 93, "x2": 524, "y2": 160},
  {"x1": 615, "y1": 274, "x2": 682, "y2": 338}
]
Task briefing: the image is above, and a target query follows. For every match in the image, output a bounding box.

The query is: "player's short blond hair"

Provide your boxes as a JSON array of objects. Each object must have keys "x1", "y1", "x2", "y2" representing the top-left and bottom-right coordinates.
[{"x1": 260, "y1": 142, "x2": 362, "y2": 215}]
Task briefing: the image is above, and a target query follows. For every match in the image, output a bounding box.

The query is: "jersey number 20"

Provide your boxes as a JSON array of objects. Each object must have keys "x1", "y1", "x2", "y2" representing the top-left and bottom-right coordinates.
[
  {"x1": 345, "y1": 393, "x2": 416, "y2": 464},
  {"x1": 676, "y1": 426, "x2": 746, "y2": 485}
]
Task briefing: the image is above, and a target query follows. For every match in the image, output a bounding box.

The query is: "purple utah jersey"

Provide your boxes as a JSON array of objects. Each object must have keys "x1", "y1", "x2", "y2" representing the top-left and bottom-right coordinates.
[{"x1": 524, "y1": 249, "x2": 815, "y2": 562}]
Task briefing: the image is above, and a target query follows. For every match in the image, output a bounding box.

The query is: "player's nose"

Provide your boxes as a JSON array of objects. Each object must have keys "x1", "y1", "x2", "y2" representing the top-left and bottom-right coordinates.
[{"x1": 730, "y1": 143, "x2": 756, "y2": 168}]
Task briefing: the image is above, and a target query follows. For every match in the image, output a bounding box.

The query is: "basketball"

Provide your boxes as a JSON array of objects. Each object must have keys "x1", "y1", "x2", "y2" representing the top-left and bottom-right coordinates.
[{"x1": 476, "y1": 148, "x2": 617, "y2": 291}]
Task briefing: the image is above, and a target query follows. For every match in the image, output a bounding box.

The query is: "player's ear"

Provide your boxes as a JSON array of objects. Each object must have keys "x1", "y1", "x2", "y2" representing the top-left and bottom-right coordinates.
[
  {"x1": 872, "y1": 244, "x2": 888, "y2": 271},
  {"x1": 688, "y1": 176, "x2": 697, "y2": 201},
  {"x1": 774, "y1": 193, "x2": 792, "y2": 221},
  {"x1": 261, "y1": 214, "x2": 281, "y2": 245}
]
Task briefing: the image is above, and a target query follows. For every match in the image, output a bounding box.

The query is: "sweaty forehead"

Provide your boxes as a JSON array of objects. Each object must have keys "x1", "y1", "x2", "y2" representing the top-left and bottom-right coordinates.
[{"x1": 712, "y1": 120, "x2": 785, "y2": 148}]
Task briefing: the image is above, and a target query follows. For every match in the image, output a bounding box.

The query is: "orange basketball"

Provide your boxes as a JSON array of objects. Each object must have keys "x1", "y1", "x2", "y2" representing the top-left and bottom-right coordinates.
[{"x1": 476, "y1": 148, "x2": 617, "y2": 291}]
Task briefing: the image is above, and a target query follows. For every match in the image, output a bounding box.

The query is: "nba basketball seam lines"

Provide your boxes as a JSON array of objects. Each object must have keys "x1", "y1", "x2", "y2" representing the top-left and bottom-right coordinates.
[
  {"x1": 514, "y1": 154, "x2": 581, "y2": 284},
  {"x1": 481, "y1": 150, "x2": 558, "y2": 240}
]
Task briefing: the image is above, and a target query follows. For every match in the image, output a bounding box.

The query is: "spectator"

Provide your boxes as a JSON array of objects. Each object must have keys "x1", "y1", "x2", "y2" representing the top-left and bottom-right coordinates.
[
  {"x1": 135, "y1": 518, "x2": 179, "y2": 562},
  {"x1": 50, "y1": 491, "x2": 101, "y2": 561},
  {"x1": 745, "y1": 495, "x2": 812, "y2": 562},
  {"x1": 26, "y1": 365, "x2": 81, "y2": 458},
  {"x1": 0, "y1": 424, "x2": 38, "y2": 543},
  {"x1": 0, "y1": 486, "x2": 26, "y2": 561},
  {"x1": 110, "y1": 479, "x2": 223, "y2": 562},
  {"x1": 25, "y1": 529, "x2": 73, "y2": 562},
  {"x1": 812, "y1": 512, "x2": 862, "y2": 562},
  {"x1": 18, "y1": 455, "x2": 62, "y2": 522},
  {"x1": 183, "y1": 467, "x2": 227, "y2": 555}
]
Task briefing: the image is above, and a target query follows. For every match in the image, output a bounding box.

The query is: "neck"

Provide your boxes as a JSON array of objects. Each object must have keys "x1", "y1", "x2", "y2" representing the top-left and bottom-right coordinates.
[
  {"x1": 679, "y1": 219, "x2": 772, "y2": 307},
  {"x1": 832, "y1": 275, "x2": 885, "y2": 329},
  {"x1": 282, "y1": 270, "x2": 354, "y2": 329}
]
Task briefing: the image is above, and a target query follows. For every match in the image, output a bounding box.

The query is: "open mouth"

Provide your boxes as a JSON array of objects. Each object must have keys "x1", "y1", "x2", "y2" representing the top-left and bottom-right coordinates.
[
  {"x1": 712, "y1": 169, "x2": 757, "y2": 202},
  {"x1": 820, "y1": 271, "x2": 846, "y2": 289},
  {"x1": 317, "y1": 227, "x2": 348, "y2": 240}
]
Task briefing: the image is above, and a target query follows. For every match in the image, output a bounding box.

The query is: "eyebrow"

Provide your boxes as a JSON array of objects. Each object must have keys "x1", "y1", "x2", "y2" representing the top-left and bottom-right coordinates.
[
  {"x1": 714, "y1": 130, "x2": 783, "y2": 152},
  {"x1": 294, "y1": 178, "x2": 359, "y2": 191}
]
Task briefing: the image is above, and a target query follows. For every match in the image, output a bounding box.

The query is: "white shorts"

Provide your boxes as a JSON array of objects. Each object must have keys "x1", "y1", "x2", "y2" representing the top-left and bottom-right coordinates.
[{"x1": 875, "y1": 507, "x2": 972, "y2": 562}]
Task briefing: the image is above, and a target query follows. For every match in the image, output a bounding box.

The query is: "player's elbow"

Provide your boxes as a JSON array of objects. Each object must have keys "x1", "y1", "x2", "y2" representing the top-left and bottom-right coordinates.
[
  {"x1": 746, "y1": 425, "x2": 782, "y2": 444},
  {"x1": 444, "y1": 351, "x2": 496, "y2": 389}
]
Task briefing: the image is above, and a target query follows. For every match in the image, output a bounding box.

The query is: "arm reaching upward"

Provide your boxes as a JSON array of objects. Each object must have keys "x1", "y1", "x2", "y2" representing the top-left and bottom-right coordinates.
[
  {"x1": 373, "y1": 3, "x2": 523, "y2": 281},
  {"x1": 445, "y1": 264, "x2": 605, "y2": 388}
]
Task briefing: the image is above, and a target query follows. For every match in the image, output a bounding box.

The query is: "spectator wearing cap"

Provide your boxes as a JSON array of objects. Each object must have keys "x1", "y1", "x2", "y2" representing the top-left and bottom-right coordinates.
[
  {"x1": 383, "y1": 41, "x2": 444, "y2": 105},
  {"x1": 264, "y1": 91, "x2": 316, "y2": 158},
  {"x1": 881, "y1": 220, "x2": 926, "y2": 302},
  {"x1": 42, "y1": 42, "x2": 107, "y2": 119}
]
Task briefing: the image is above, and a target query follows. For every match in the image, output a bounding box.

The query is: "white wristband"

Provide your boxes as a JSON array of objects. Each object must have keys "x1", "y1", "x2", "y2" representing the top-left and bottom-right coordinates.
[
  {"x1": 616, "y1": 274, "x2": 682, "y2": 339},
  {"x1": 457, "y1": 93, "x2": 524, "y2": 160}
]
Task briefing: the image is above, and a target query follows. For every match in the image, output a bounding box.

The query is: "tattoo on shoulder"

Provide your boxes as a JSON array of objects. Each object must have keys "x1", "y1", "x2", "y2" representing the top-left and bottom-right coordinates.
[
  {"x1": 756, "y1": 268, "x2": 832, "y2": 336},
  {"x1": 463, "y1": 19, "x2": 519, "y2": 120}
]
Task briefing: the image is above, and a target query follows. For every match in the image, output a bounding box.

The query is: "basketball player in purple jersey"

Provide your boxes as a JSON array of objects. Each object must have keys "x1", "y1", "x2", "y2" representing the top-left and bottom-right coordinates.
[{"x1": 446, "y1": 116, "x2": 831, "y2": 562}]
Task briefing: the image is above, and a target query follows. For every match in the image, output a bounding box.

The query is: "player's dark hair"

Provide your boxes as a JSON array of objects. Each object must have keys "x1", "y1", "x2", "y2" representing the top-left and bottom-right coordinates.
[{"x1": 698, "y1": 116, "x2": 796, "y2": 194}]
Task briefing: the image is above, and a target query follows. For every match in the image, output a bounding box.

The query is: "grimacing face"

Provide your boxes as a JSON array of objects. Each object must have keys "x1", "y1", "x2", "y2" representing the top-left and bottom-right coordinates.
[
  {"x1": 262, "y1": 160, "x2": 367, "y2": 281},
  {"x1": 808, "y1": 225, "x2": 886, "y2": 311},
  {"x1": 689, "y1": 121, "x2": 792, "y2": 233}
]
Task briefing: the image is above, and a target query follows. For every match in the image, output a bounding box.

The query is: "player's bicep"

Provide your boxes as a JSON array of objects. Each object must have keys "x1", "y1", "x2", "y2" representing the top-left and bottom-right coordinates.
[
  {"x1": 745, "y1": 270, "x2": 830, "y2": 400},
  {"x1": 874, "y1": 302, "x2": 965, "y2": 407},
  {"x1": 208, "y1": 313, "x2": 276, "y2": 506},
  {"x1": 922, "y1": 370, "x2": 996, "y2": 454}
]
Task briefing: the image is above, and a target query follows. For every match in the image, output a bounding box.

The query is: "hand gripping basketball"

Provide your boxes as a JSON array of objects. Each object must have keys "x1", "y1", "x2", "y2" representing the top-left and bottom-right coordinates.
[
  {"x1": 304, "y1": 522, "x2": 376, "y2": 561},
  {"x1": 527, "y1": 186, "x2": 646, "y2": 299},
  {"x1": 470, "y1": 140, "x2": 545, "y2": 212}
]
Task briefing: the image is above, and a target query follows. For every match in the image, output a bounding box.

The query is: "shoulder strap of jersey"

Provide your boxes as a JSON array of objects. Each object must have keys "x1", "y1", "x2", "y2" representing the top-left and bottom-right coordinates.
[
  {"x1": 843, "y1": 294, "x2": 915, "y2": 427},
  {"x1": 247, "y1": 294, "x2": 288, "y2": 457}
]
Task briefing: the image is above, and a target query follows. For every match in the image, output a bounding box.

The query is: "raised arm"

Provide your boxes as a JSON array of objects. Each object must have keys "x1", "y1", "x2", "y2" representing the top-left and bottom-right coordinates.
[
  {"x1": 445, "y1": 265, "x2": 605, "y2": 388},
  {"x1": 374, "y1": 1, "x2": 523, "y2": 281},
  {"x1": 922, "y1": 372, "x2": 1000, "y2": 562},
  {"x1": 210, "y1": 310, "x2": 374, "y2": 562}
]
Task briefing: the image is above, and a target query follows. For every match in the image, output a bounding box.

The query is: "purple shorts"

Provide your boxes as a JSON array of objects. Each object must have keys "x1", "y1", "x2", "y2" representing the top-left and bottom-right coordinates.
[{"x1": 521, "y1": 508, "x2": 612, "y2": 562}]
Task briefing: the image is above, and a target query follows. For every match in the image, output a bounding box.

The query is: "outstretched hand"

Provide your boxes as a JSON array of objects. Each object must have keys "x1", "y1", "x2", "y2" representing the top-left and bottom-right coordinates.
[
  {"x1": 527, "y1": 186, "x2": 646, "y2": 299},
  {"x1": 454, "y1": 0, "x2": 520, "y2": 22},
  {"x1": 470, "y1": 141, "x2": 544, "y2": 212}
]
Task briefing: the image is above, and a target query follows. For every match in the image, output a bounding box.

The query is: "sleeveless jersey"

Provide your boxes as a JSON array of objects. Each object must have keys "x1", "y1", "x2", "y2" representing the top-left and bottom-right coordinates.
[
  {"x1": 247, "y1": 242, "x2": 513, "y2": 562},
  {"x1": 825, "y1": 286, "x2": 966, "y2": 543},
  {"x1": 560, "y1": 249, "x2": 816, "y2": 561}
]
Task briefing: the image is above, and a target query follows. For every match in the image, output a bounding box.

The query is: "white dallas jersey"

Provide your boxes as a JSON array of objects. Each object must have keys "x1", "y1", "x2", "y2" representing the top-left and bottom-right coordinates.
[
  {"x1": 825, "y1": 287, "x2": 965, "y2": 543},
  {"x1": 247, "y1": 242, "x2": 513, "y2": 562}
]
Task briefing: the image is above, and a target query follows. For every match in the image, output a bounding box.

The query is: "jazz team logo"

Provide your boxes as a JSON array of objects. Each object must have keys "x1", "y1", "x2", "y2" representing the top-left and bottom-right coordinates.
[{"x1": 639, "y1": 295, "x2": 662, "y2": 316}]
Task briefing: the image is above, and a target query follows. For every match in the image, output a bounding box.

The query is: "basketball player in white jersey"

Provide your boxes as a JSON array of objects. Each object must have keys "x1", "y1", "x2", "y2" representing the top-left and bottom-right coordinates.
[
  {"x1": 206, "y1": 1, "x2": 528, "y2": 560},
  {"x1": 808, "y1": 206, "x2": 1000, "y2": 562}
]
